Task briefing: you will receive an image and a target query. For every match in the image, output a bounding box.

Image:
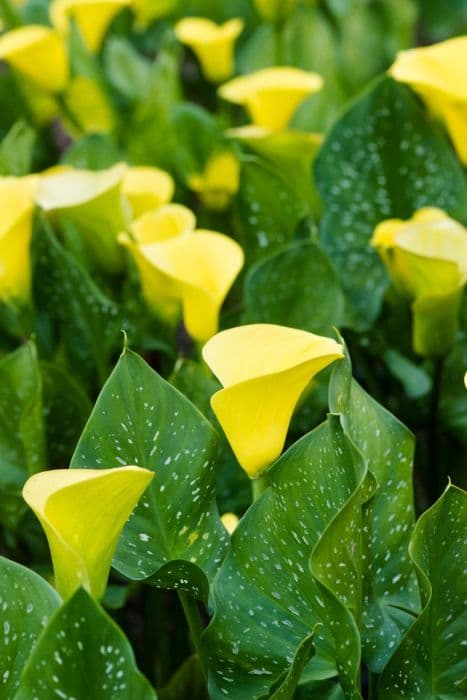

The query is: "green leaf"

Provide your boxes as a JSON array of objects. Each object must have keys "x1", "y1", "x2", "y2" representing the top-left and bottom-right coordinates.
[
  {"x1": 202, "y1": 415, "x2": 368, "y2": 699},
  {"x1": 61, "y1": 133, "x2": 125, "y2": 170},
  {"x1": 379, "y1": 485, "x2": 467, "y2": 697},
  {"x1": 15, "y1": 587, "x2": 156, "y2": 699},
  {"x1": 0, "y1": 556, "x2": 60, "y2": 698},
  {"x1": 243, "y1": 240, "x2": 344, "y2": 335},
  {"x1": 233, "y1": 157, "x2": 308, "y2": 265},
  {"x1": 70, "y1": 348, "x2": 228, "y2": 600},
  {"x1": 440, "y1": 336, "x2": 467, "y2": 444},
  {"x1": 32, "y1": 220, "x2": 121, "y2": 389},
  {"x1": 0, "y1": 121, "x2": 35, "y2": 176},
  {"x1": 266, "y1": 631, "x2": 316, "y2": 700},
  {"x1": 0, "y1": 342, "x2": 44, "y2": 529},
  {"x1": 382, "y1": 348, "x2": 432, "y2": 399},
  {"x1": 315, "y1": 77, "x2": 467, "y2": 329},
  {"x1": 104, "y1": 37, "x2": 152, "y2": 101},
  {"x1": 40, "y1": 361, "x2": 92, "y2": 467},
  {"x1": 329, "y1": 341, "x2": 420, "y2": 672}
]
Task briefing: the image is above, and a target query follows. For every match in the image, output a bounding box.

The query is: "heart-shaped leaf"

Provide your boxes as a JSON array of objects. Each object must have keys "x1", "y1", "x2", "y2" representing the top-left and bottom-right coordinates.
[
  {"x1": 70, "y1": 348, "x2": 228, "y2": 600},
  {"x1": 379, "y1": 484, "x2": 467, "y2": 697},
  {"x1": 15, "y1": 587, "x2": 156, "y2": 699},
  {"x1": 243, "y1": 240, "x2": 344, "y2": 335},
  {"x1": 0, "y1": 556, "x2": 60, "y2": 698},
  {"x1": 315, "y1": 77, "x2": 467, "y2": 328},
  {"x1": 329, "y1": 342, "x2": 420, "y2": 671},
  {"x1": 202, "y1": 413, "x2": 368, "y2": 699}
]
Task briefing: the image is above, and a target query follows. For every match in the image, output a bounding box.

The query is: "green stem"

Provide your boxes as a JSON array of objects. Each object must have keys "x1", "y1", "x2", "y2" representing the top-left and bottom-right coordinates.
[
  {"x1": 428, "y1": 356, "x2": 444, "y2": 503},
  {"x1": 368, "y1": 671, "x2": 379, "y2": 699},
  {"x1": 177, "y1": 591, "x2": 207, "y2": 680},
  {"x1": 251, "y1": 473, "x2": 269, "y2": 502}
]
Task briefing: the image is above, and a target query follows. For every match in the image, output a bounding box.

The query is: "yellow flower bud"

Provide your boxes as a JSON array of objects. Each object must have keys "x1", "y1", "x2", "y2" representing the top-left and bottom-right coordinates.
[
  {"x1": 175, "y1": 17, "x2": 243, "y2": 83},
  {"x1": 50, "y1": 0, "x2": 130, "y2": 53},
  {"x1": 188, "y1": 151, "x2": 240, "y2": 210},
  {"x1": 203, "y1": 325, "x2": 343, "y2": 478}
]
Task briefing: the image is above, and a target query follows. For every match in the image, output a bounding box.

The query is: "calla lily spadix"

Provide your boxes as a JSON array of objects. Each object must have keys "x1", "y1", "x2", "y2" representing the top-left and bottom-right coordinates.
[
  {"x1": 0, "y1": 25, "x2": 69, "y2": 93},
  {"x1": 218, "y1": 67, "x2": 323, "y2": 133},
  {"x1": 50, "y1": 0, "x2": 130, "y2": 53},
  {"x1": 372, "y1": 207, "x2": 467, "y2": 356},
  {"x1": 22, "y1": 466, "x2": 154, "y2": 601},
  {"x1": 0, "y1": 177, "x2": 36, "y2": 305},
  {"x1": 122, "y1": 166, "x2": 175, "y2": 220},
  {"x1": 203, "y1": 324, "x2": 344, "y2": 478},
  {"x1": 175, "y1": 17, "x2": 244, "y2": 83},
  {"x1": 390, "y1": 37, "x2": 467, "y2": 165},
  {"x1": 36, "y1": 163, "x2": 129, "y2": 273},
  {"x1": 120, "y1": 229, "x2": 244, "y2": 342}
]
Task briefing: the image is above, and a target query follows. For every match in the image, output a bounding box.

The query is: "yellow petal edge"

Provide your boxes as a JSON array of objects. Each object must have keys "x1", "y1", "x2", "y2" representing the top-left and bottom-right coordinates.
[
  {"x1": 23, "y1": 466, "x2": 154, "y2": 600},
  {"x1": 203, "y1": 324, "x2": 344, "y2": 478}
]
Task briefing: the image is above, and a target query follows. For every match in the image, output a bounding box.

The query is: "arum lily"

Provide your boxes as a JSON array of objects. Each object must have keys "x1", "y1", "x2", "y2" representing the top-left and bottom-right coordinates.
[
  {"x1": 203, "y1": 324, "x2": 344, "y2": 478},
  {"x1": 253, "y1": 0, "x2": 297, "y2": 24},
  {"x1": 130, "y1": 0, "x2": 177, "y2": 29},
  {"x1": 23, "y1": 466, "x2": 153, "y2": 600},
  {"x1": 390, "y1": 37, "x2": 467, "y2": 165},
  {"x1": 219, "y1": 67, "x2": 323, "y2": 132},
  {"x1": 0, "y1": 25, "x2": 68, "y2": 93},
  {"x1": 174, "y1": 17, "x2": 243, "y2": 83},
  {"x1": 63, "y1": 75, "x2": 115, "y2": 136},
  {"x1": 372, "y1": 207, "x2": 467, "y2": 356},
  {"x1": 188, "y1": 150, "x2": 240, "y2": 210},
  {"x1": 0, "y1": 177, "x2": 36, "y2": 305},
  {"x1": 50, "y1": 0, "x2": 130, "y2": 52},
  {"x1": 130, "y1": 204, "x2": 196, "y2": 244},
  {"x1": 36, "y1": 163, "x2": 128, "y2": 273},
  {"x1": 123, "y1": 166, "x2": 175, "y2": 219},
  {"x1": 120, "y1": 229, "x2": 243, "y2": 342}
]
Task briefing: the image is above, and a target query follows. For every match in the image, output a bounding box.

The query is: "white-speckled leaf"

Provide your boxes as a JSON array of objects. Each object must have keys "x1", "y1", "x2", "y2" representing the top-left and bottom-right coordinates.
[
  {"x1": 379, "y1": 485, "x2": 467, "y2": 697},
  {"x1": 202, "y1": 414, "x2": 368, "y2": 699},
  {"x1": 315, "y1": 77, "x2": 467, "y2": 328},
  {"x1": 243, "y1": 240, "x2": 344, "y2": 335},
  {"x1": 14, "y1": 587, "x2": 156, "y2": 699},
  {"x1": 329, "y1": 341, "x2": 420, "y2": 672},
  {"x1": 0, "y1": 556, "x2": 60, "y2": 699},
  {"x1": 70, "y1": 348, "x2": 228, "y2": 600}
]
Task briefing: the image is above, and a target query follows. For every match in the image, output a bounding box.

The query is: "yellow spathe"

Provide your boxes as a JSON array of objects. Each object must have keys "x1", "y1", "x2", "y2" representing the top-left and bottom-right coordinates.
[
  {"x1": 0, "y1": 178, "x2": 36, "y2": 304},
  {"x1": 63, "y1": 75, "x2": 115, "y2": 135},
  {"x1": 123, "y1": 166, "x2": 175, "y2": 219},
  {"x1": 121, "y1": 229, "x2": 243, "y2": 341},
  {"x1": 175, "y1": 17, "x2": 243, "y2": 83},
  {"x1": 50, "y1": 0, "x2": 130, "y2": 52},
  {"x1": 188, "y1": 150, "x2": 240, "y2": 210},
  {"x1": 130, "y1": 204, "x2": 196, "y2": 244},
  {"x1": 221, "y1": 512, "x2": 239, "y2": 534},
  {"x1": 390, "y1": 37, "x2": 467, "y2": 164},
  {"x1": 203, "y1": 324, "x2": 344, "y2": 478},
  {"x1": 23, "y1": 466, "x2": 153, "y2": 600},
  {"x1": 36, "y1": 163, "x2": 129, "y2": 273},
  {"x1": 0, "y1": 25, "x2": 68, "y2": 93},
  {"x1": 219, "y1": 67, "x2": 323, "y2": 132},
  {"x1": 372, "y1": 208, "x2": 467, "y2": 355}
]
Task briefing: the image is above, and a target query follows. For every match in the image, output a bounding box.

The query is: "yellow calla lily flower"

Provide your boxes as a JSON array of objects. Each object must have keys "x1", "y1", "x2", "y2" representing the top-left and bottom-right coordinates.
[
  {"x1": 23, "y1": 466, "x2": 154, "y2": 600},
  {"x1": 219, "y1": 67, "x2": 323, "y2": 133},
  {"x1": 203, "y1": 324, "x2": 344, "y2": 478},
  {"x1": 121, "y1": 229, "x2": 243, "y2": 342},
  {"x1": 372, "y1": 208, "x2": 467, "y2": 356},
  {"x1": 253, "y1": 0, "x2": 297, "y2": 24},
  {"x1": 188, "y1": 150, "x2": 240, "y2": 210},
  {"x1": 50, "y1": 0, "x2": 130, "y2": 52},
  {"x1": 390, "y1": 37, "x2": 467, "y2": 164},
  {"x1": 130, "y1": 204, "x2": 196, "y2": 244},
  {"x1": 174, "y1": 17, "x2": 243, "y2": 83},
  {"x1": 36, "y1": 163, "x2": 129, "y2": 273},
  {"x1": 0, "y1": 177, "x2": 36, "y2": 305},
  {"x1": 0, "y1": 25, "x2": 68, "y2": 93},
  {"x1": 123, "y1": 166, "x2": 175, "y2": 219}
]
